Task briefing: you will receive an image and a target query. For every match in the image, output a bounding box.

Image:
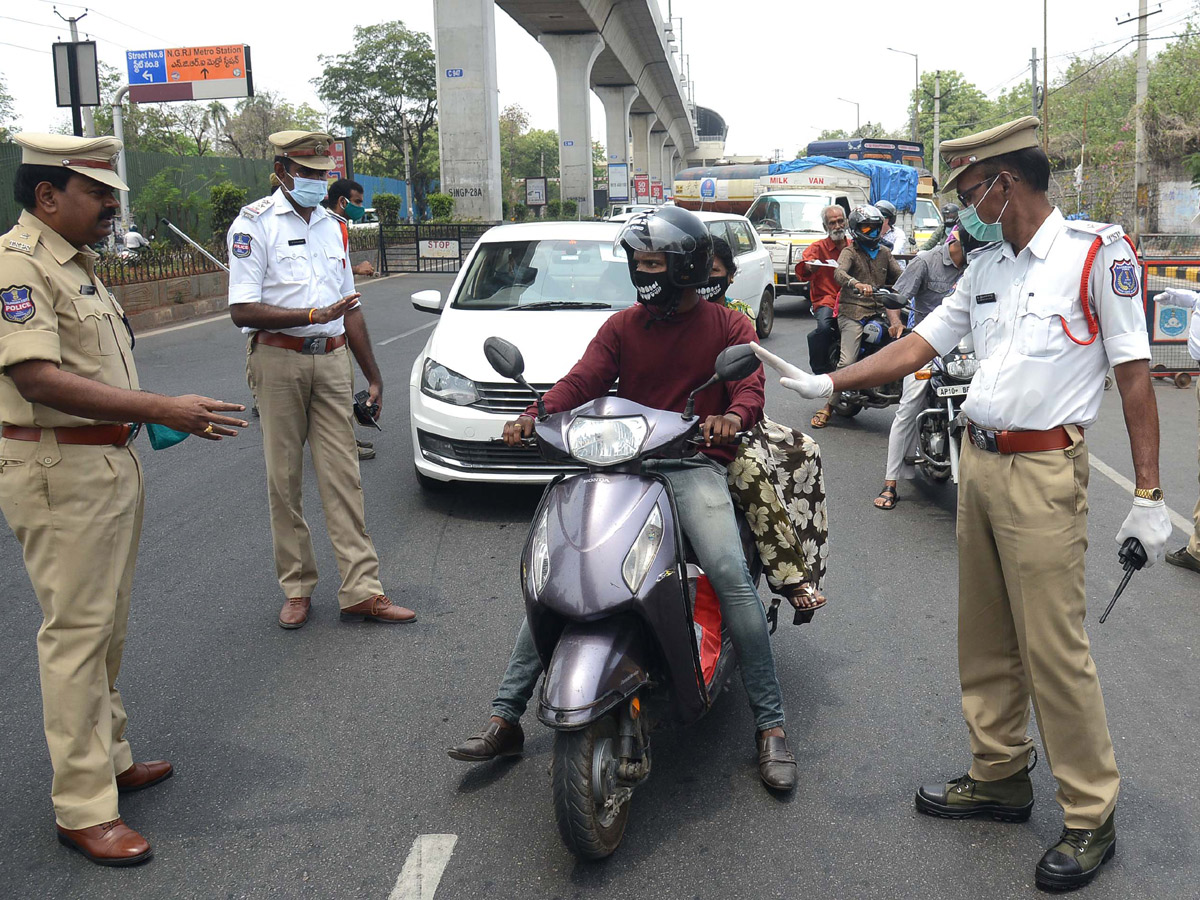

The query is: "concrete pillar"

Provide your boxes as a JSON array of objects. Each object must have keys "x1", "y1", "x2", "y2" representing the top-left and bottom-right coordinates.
[
  {"x1": 596, "y1": 85, "x2": 638, "y2": 166},
  {"x1": 649, "y1": 130, "x2": 670, "y2": 200},
  {"x1": 539, "y1": 33, "x2": 605, "y2": 217},
  {"x1": 433, "y1": 0, "x2": 503, "y2": 222},
  {"x1": 663, "y1": 146, "x2": 678, "y2": 197},
  {"x1": 630, "y1": 113, "x2": 655, "y2": 177}
]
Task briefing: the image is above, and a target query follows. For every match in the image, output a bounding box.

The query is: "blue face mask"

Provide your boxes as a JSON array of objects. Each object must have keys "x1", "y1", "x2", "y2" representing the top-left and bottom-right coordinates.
[
  {"x1": 283, "y1": 172, "x2": 327, "y2": 208},
  {"x1": 959, "y1": 177, "x2": 1008, "y2": 243}
]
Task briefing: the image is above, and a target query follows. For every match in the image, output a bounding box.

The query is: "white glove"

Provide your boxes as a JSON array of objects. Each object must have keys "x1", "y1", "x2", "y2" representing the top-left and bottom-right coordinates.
[
  {"x1": 1115, "y1": 498, "x2": 1173, "y2": 568},
  {"x1": 751, "y1": 342, "x2": 834, "y2": 399},
  {"x1": 1157, "y1": 288, "x2": 1199, "y2": 311}
]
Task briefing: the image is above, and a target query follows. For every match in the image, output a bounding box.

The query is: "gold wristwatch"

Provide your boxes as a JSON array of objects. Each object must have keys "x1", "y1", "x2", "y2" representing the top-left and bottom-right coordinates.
[{"x1": 1134, "y1": 487, "x2": 1164, "y2": 501}]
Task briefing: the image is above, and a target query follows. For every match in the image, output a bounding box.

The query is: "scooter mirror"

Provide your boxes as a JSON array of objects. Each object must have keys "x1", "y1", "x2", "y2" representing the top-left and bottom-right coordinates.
[
  {"x1": 877, "y1": 290, "x2": 908, "y2": 311},
  {"x1": 484, "y1": 337, "x2": 525, "y2": 379},
  {"x1": 714, "y1": 343, "x2": 762, "y2": 382}
]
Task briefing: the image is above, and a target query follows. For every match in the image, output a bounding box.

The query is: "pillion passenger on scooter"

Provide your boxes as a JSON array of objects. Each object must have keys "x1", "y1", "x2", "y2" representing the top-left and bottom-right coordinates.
[{"x1": 447, "y1": 206, "x2": 798, "y2": 792}]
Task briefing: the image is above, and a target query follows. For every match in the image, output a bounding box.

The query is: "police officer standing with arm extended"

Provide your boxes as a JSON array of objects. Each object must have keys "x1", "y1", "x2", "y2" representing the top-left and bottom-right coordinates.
[
  {"x1": 0, "y1": 134, "x2": 247, "y2": 866},
  {"x1": 228, "y1": 131, "x2": 415, "y2": 629},
  {"x1": 753, "y1": 117, "x2": 1173, "y2": 891}
]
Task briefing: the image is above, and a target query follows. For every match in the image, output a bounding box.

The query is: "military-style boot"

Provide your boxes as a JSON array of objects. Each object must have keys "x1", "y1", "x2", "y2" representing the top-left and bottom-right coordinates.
[
  {"x1": 915, "y1": 750, "x2": 1037, "y2": 822},
  {"x1": 1034, "y1": 811, "x2": 1116, "y2": 891}
]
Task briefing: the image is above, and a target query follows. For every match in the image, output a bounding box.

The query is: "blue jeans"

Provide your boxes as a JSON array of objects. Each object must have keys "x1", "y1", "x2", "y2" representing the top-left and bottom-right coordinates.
[{"x1": 492, "y1": 456, "x2": 786, "y2": 732}]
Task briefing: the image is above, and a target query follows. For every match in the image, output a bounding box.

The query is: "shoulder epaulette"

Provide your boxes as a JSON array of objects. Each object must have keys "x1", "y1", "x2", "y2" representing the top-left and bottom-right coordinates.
[
  {"x1": 1, "y1": 223, "x2": 40, "y2": 255},
  {"x1": 239, "y1": 196, "x2": 275, "y2": 220},
  {"x1": 1063, "y1": 218, "x2": 1125, "y2": 246}
]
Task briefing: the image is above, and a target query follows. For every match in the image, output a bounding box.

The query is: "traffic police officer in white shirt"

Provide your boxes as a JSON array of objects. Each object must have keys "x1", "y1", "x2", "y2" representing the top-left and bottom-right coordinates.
[
  {"x1": 1157, "y1": 285, "x2": 1200, "y2": 572},
  {"x1": 227, "y1": 131, "x2": 416, "y2": 629},
  {"x1": 752, "y1": 116, "x2": 1172, "y2": 892}
]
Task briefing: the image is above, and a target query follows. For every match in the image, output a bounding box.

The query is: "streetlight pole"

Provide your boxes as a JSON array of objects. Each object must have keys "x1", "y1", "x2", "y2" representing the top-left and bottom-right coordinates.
[
  {"x1": 888, "y1": 47, "x2": 919, "y2": 142},
  {"x1": 837, "y1": 97, "x2": 860, "y2": 135}
]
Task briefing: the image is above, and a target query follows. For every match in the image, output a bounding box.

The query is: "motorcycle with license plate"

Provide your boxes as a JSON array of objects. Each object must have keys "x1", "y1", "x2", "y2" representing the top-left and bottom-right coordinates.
[
  {"x1": 482, "y1": 336, "x2": 765, "y2": 861},
  {"x1": 826, "y1": 287, "x2": 910, "y2": 418},
  {"x1": 910, "y1": 334, "x2": 979, "y2": 484}
]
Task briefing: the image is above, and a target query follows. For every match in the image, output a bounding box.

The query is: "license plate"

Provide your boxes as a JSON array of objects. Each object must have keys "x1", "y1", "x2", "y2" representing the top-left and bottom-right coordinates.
[{"x1": 936, "y1": 384, "x2": 970, "y2": 397}]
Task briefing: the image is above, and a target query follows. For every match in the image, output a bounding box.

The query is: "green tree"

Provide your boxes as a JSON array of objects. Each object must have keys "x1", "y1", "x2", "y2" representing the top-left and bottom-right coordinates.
[
  {"x1": 134, "y1": 166, "x2": 210, "y2": 235},
  {"x1": 315, "y1": 21, "x2": 438, "y2": 211},
  {"x1": 913, "y1": 70, "x2": 992, "y2": 149},
  {"x1": 217, "y1": 91, "x2": 323, "y2": 159},
  {"x1": 209, "y1": 181, "x2": 247, "y2": 242},
  {"x1": 372, "y1": 193, "x2": 403, "y2": 225},
  {"x1": 0, "y1": 73, "x2": 18, "y2": 142}
]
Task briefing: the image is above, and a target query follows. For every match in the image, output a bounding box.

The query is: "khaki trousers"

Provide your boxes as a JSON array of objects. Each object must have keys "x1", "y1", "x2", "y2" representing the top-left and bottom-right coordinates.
[
  {"x1": 1189, "y1": 380, "x2": 1200, "y2": 560},
  {"x1": 956, "y1": 428, "x2": 1119, "y2": 828},
  {"x1": 836, "y1": 316, "x2": 866, "y2": 369},
  {"x1": 248, "y1": 341, "x2": 383, "y2": 607},
  {"x1": 0, "y1": 435, "x2": 144, "y2": 829}
]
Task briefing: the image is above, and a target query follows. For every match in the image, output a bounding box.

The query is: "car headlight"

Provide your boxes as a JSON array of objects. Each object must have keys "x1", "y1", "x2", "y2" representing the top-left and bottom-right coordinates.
[
  {"x1": 421, "y1": 358, "x2": 480, "y2": 406},
  {"x1": 566, "y1": 416, "x2": 648, "y2": 466},
  {"x1": 622, "y1": 506, "x2": 664, "y2": 594},
  {"x1": 530, "y1": 508, "x2": 551, "y2": 594},
  {"x1": 946, "y1": 355, "x2": 980, "y2": 379}
]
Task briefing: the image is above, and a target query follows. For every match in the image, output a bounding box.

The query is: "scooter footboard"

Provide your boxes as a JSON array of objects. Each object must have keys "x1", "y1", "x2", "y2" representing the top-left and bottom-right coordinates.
[{"x1": 537, "y1": 616, "x2": 651, "y2": 731}]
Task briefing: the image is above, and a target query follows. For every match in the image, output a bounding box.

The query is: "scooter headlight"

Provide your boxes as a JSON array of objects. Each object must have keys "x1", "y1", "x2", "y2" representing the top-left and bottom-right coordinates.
[
  {"x1": 622, "y1": 506, "x2": 664, "y2": 595},
  {"x1": 566, "y1": 416, "x2": 648, "y2": 466},
  {"x1": 530, "y1": 508, "x2": 551, "y2": 594},
  {"x1": 946, "y1": 355, "x2": 980, "y2": 380}
]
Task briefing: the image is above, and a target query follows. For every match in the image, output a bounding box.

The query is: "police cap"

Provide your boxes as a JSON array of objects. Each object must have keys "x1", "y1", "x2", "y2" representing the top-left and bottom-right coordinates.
[
  {"x1": 269, "y1": 131, "x2": 336, "y2": 171},
  {"x1": 15, "y1": 132, "x2": 128, "y2": 192},
  {"x1": 939, "y1": 116, "x2": 1041, "y2": 194}
]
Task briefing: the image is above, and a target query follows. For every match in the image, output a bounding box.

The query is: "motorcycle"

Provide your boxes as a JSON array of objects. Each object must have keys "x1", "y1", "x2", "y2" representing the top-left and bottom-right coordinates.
[
  {"x1": 910, "y1": 335, "x2": 978, "y2": 484},
  {"x1": 482, "y1": 336, "x2": 765, "y2": 861},
  {"x1": 826, "y1": 288, "x2": 909, "y2": 418}
]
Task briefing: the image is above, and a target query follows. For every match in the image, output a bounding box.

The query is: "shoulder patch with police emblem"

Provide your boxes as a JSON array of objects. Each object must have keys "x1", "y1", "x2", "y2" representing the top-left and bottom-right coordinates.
[
  {"x1": 239, "y1": 196, "x2": 275, "y2": 219},
  {"x1": 1110, "y1": 258, "x2": 1140, "y2": 297},
  {"x1": 1, "y1": 284, "x2": 36, "y2": 323},
  {"x1": 231, "y1": 233, "x2": 253, "y2": 258}
]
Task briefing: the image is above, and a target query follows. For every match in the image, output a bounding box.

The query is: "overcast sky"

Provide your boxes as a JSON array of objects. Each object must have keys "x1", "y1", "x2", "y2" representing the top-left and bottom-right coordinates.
[{"x1": 2, "y1": 0, "x2": 1195, "y2": 160}]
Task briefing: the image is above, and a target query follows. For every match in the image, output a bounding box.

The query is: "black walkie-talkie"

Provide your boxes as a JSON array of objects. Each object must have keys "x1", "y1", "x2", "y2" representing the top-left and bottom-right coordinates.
[{"x1": 1099, "y1": 538, "x2": 1148, "y2": 624}]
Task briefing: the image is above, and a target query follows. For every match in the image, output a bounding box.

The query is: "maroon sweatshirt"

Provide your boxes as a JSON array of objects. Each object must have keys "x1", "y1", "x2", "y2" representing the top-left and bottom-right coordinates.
[{"x1": 523, "y1": 299, "x2": 765, "y2": 464}]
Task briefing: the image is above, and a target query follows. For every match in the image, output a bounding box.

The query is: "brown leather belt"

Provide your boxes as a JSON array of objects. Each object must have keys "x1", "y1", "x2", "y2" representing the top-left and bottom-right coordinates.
[
  {"x1": 966, "y1": 422, "x2": 1078, "y2": 455},
  {"x1": 253, "y1": 331, "x2": 346, "y2": 354},
  {"x1": 2, "y1": 423, "x2": 140, "y2": 446}
]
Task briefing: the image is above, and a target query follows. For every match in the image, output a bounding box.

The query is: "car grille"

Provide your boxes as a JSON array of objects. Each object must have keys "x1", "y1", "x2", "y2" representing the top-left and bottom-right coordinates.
[
  {"x1": 470, "y1": 382, "x2": 618, "y2": 415},
  {"x1": 417, "y1": 430, "x2": 579, "y2": 473}
]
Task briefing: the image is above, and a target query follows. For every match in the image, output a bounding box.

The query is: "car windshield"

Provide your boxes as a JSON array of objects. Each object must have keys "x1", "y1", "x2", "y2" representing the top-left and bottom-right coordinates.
[
  {"x1": 915, "y1": 199, "x2": 942, "y2": 229},
  {"x1": 453, "y1": 239, "x2": 635, "y2": 309},
  {"x1": 747, "y1": 194, "x2": 827, "y2": 234}
]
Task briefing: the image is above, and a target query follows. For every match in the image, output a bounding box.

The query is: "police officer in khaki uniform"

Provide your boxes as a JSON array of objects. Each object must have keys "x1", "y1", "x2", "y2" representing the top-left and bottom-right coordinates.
[
  {"x1": 754, "y1": 117, "x2": 1174, "y2": 891},
  {"x1": 0, "y1": 134, "x2": 247, "y2": 865},
  {"x1": 227, "y1": 131, "x2": 415, "y2": 628}
]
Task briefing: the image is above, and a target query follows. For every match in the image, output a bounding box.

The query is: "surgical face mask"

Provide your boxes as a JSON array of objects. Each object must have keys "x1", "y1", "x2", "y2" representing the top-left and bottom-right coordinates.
[
  {"x1": 697, "y1": 274, "x2": 730, "y2": 302},
  {"x1": 282, "y1": 172, "x2": 328, "y2": 208},
  {"x1": 344, "y1": 201, "x2": 366, "y2": 222},
  {"x1": 146, "y1": 423, "x2": 190, "y2": 451},
  {"x1": 632, "y1": 270, "x2": 682, "y2": 309},
  {"x1": 959, "y1": 178, "x2": 1008, "y2": 243}
]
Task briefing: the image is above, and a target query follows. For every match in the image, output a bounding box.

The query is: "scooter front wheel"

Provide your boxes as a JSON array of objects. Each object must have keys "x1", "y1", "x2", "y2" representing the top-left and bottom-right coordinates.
[{"x1": 551, "y1": 713, "x2": 630, "y2": 860}]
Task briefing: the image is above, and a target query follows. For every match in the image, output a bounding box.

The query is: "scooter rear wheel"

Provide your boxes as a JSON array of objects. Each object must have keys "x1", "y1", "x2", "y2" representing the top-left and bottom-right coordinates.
[{"x1": 551, "y1": 713, "x2": 630, "y2": 860}]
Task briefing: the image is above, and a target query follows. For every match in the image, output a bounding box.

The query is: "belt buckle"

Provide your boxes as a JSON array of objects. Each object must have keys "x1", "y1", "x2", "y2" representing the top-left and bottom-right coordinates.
[
  {"x1": 301, "y1": 337, "x2": 323, "y2": 355},
  {"x1": 121, "y1": 423, "x2": 142, "y2": 447},
  {"x1": 969, "y1": 424, "x2": 997, "y2": 453}
]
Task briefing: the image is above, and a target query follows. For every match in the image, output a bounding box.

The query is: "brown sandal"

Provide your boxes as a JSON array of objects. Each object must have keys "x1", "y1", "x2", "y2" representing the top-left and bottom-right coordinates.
[
  {"x1": 810, "y1": 408, "x2": 831, "y2": 429},
  {"x1": 783, "y1": 583, "x2": 826, "y2": 625}
]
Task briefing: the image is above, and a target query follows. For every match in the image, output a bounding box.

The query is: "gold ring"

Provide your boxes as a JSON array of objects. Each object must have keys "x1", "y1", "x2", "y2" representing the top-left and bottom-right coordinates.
[{"x1": 203, "y1": 424, "x2": 214, "y2": 434}]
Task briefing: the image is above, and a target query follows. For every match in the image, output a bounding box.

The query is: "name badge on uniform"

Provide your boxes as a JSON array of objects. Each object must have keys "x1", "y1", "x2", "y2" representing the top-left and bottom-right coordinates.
[
  {"x1": 287, "y1": 239, "x2": 306, "y2": 246},
  {"x1": 79, "y1": 284, "x2": 97, "y2": 295},
  {"x1": 975, "y1": 293, "x2": 997, "y2": 304}
]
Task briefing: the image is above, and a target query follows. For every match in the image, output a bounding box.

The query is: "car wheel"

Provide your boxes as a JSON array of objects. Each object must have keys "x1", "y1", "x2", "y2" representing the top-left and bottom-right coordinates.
[
  {"x1": 414, "y1": 466, "x2": 451, "y2": 492},
  {"x1": 755, "y1": 291, "x2": 775, "y2": 339}
]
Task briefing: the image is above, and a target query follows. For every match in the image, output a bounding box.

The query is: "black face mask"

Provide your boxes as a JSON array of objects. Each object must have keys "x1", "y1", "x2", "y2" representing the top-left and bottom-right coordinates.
[
  {"x1": 697, "y1": 275, "x2": 730, "y2": 303},
  {"x1": 632, "y1": 270, "x2": 683, "y2": 309}
]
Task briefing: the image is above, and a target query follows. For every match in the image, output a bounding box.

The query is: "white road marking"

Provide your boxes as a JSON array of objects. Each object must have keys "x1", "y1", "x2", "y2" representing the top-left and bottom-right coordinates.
[
  {"x1": 380, "y1": 321, "x2": 437, "y2": 346},
  {"x1": 140, "y1": 313, "x2": 229, "y2": 338},
  {"x1": 1090, "y1": 453, "x2": 1192, "y2": 534},
  {"x1": 388, "y1": 834, "x2": 458, "y2": 900}
]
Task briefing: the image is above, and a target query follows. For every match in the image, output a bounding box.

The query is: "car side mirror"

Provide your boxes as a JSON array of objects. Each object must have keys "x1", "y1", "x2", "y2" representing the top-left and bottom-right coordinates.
[
  {"x1": 412, "y1": 290, "x2": 442, "y2": 314},
  {"x1": 483, "y1": 336, "x2": 525, "y2": 379},
  {"x1": 714, "y1": 343, "x2": 761, "y2": 382}
]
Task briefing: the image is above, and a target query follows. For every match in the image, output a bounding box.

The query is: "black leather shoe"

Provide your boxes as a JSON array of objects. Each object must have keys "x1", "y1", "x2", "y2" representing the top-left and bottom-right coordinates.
[
  {"x1": 1035, "y1": 811, "x2": 1116, "y2": 891},
  {"x1": 757, "y1": 730, "x2": 797, "y2": 792},
  {"x1": 448, "y1": 719, "x2": 524, "y2": 762}
]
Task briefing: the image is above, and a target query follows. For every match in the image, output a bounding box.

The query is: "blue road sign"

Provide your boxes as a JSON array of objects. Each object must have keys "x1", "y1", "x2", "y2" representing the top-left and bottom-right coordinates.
[
  {"x1": 127, "y1": 49, "x2": 167, "y2": 84},
  {"x1": 445, "y1": 68, "x2": 464, "y2": 78},
  {"x1": 563, "y1": 140, "x2": 575, "y2": 147}
]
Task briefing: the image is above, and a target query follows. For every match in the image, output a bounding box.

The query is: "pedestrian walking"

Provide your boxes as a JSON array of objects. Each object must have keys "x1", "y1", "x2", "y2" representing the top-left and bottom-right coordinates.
[
  {"x1": 0, "y1": 133, "x2": 247, "y2": 866},
  {"x1": 227, "y1": 131, "x2": 415, "y2": 629},
  {"x1": 753, "y1": 116, "x2": 1173, "y2": 891}
]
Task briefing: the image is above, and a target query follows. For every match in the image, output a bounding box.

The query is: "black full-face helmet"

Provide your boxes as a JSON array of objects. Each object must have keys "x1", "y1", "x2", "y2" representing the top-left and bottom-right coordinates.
[
  {"x1": 848, "y1": 205, "x2": 884, "y2": 251},
  {"x1": 874, "y1": 199, "x2": 898, "y2": 225},
  {"x1": 940, "y1": 202, "x2": 960, "y2": 225},
  {"x1": 617, "y1": 205, "x2": 714, "y2": 290}
]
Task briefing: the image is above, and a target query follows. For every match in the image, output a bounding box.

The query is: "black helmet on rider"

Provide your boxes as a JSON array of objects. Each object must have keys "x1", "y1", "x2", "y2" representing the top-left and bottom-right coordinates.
[
  {"x1": 874, "y1": 199, "x2": 898, "y2": 225},
  {"x1": 940, "y1": 202, "x2": 960, "y2": 226},
  {"x1": 617, "y1": 206, "x2": 714, "y2": 318},
  {"x1": 848, "y1": 205, "x2": 884, "y2": 251}
]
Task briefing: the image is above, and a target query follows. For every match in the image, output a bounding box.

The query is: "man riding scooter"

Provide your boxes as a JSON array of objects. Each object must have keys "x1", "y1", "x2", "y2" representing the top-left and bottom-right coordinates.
[{"x1": 447, "y1": 206, "x2": 797, "y2": 792}]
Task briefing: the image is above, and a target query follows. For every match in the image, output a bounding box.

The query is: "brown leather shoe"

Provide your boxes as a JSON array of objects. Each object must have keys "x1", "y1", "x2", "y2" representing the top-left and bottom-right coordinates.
[
  {"x1": 757, "y1": 730, "x2": 798, "y2": 792},
  {"x1": 116, "y1": 760, "x2": 173, "y2": 793},
  {"x1": 279, "y1": 597, "x2": 311, "y2": 629},
  {"x1": 340, "y1": 594, "x2": 416, "y2": 624},
  {"x1": 448, "y1": 718, "x2": 525, "y2": 761},
  {"x1": 56, "y1": 818, "x2": 152, "y2": 866}
]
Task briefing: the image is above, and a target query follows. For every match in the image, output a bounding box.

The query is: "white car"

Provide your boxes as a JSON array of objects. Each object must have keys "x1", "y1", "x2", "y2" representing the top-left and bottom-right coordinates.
[
  {"x1": 693, "y1": 211, "x2": 775, "y2": 339},
  {"x1": 606, "y1": 203, "x2": 658, "y2": 222}
]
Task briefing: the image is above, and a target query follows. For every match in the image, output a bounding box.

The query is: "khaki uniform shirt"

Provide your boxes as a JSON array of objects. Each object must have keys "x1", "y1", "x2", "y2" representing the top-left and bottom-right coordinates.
[{"x1": 0, "y1": 211, "x2": 139, "y2": 428}]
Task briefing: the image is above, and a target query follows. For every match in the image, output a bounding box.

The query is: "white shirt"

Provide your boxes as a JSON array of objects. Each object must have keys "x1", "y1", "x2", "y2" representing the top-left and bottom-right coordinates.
[
  {"x1": 123, "y1": 231, "x2": 149, "y2": 250},
  {"x1": 226, "y1": 190, "x2": 356, "y2": 337},
  {"x1": 915, "y1": 208, "x2": 1150, "y2": 431},
  {"x1": 885, "y1": 226, "x2": 909, "y2": 254},
  {"x1": 1189, "y1": 306, "x2": 1200, "y2": 361}
]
